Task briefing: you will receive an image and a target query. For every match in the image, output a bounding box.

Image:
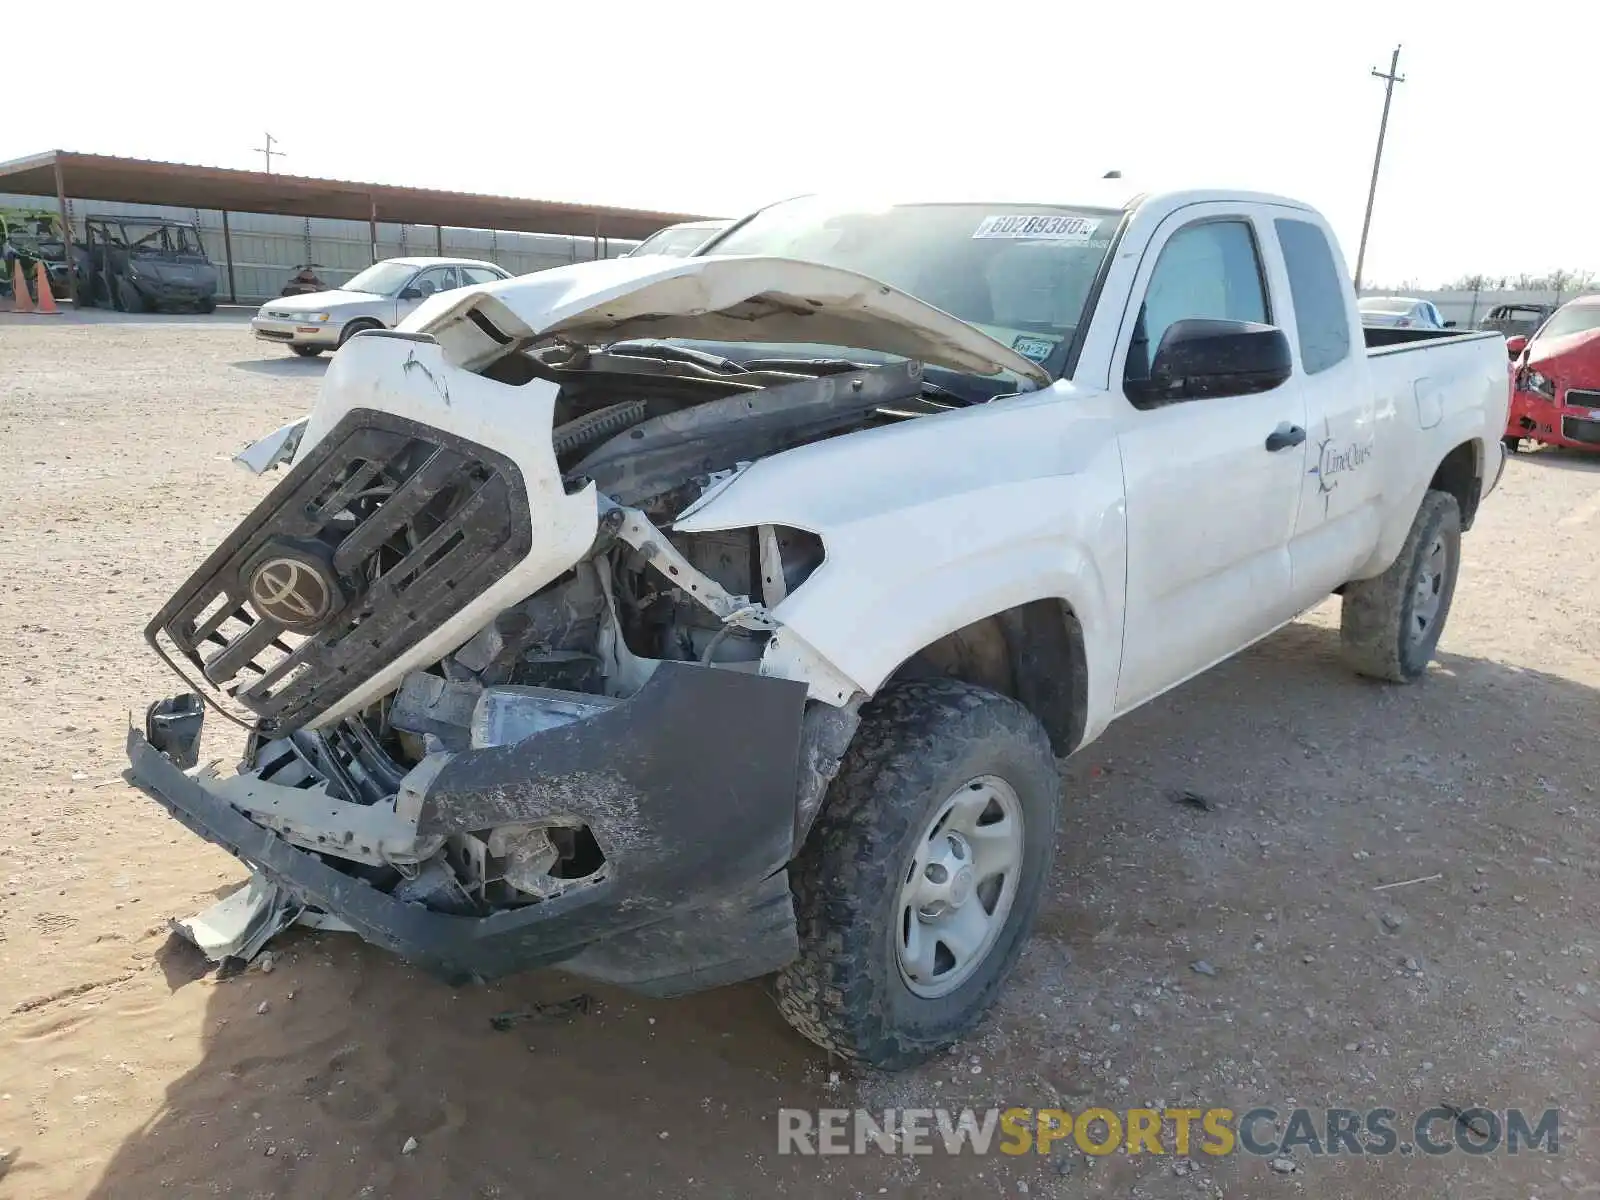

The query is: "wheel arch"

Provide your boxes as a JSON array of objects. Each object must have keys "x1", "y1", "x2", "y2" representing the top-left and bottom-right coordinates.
[
  {"x1": 1352, "y1": 435, "x2": 1485, "y2": 582},
  {"x1": 884, "y1": 597, "x2": 1089, "y2": 758},
  {"x1": 1429, "y1": 438, "x2": 1483, "y2": 531}
]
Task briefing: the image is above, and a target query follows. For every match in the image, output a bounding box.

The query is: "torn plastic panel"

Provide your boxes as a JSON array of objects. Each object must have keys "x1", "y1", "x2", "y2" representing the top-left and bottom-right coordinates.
[{"x1": 126, "y1": 660, "x2": 810, "y2": 987}]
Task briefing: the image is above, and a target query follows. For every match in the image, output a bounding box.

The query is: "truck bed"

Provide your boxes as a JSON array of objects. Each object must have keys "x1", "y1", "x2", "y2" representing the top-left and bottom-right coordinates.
[{"x1": 1364, "y1": 325, "x2": 1502, "y2": 354}]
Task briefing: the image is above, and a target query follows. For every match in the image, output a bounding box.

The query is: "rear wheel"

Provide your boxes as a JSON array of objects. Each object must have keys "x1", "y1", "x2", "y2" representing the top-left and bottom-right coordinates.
[
  {"x1": 774, "y1": 679, "x2": 1061, "y2": 1068},
  {"x1": 290, "y1": 344, "x2": 323, "y2": 358},
  {"x1": 1502, "y1": 434, "x2": 1522, "y2": 453},
  {"x1": 196, "y1": 296, "x2": 216, "y2": 314},
  {"x1": 1340, "y1": 489, "x2": 1462, "y2": 682},
  {"x1": 337, "y1": 318, "x2": 382, "y2": 347}
]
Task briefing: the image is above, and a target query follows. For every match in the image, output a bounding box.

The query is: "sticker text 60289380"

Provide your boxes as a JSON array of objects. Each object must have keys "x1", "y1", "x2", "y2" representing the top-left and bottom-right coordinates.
[{"x1": 972, "y1": 214, "x2": 1100, "y2": 242}]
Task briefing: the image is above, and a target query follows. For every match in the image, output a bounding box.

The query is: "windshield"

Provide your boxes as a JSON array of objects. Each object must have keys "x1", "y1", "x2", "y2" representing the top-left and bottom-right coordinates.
[
  {"x1": 630, "y1": 224, "x2": 727, "y2": 258},
  {"x1": 342, "y1": 261, "x2": 418, "y2": 295},
  {"x1": 1359, "y1": 297, "x2": 1416, "y2": 315},
  {"x1": 120, "y1": 223, "x2": 204, "y2": 257},
  {"x1": 1536, "y1": 302, "x2": 1600, "y2": 342},
  {"x1": 704, "y1": 198, "x2": 1121, "y2": 372}
]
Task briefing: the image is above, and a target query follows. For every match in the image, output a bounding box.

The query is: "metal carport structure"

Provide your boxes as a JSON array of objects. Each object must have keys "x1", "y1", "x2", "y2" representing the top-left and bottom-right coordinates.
[{"x1": 0, "y1": 150, "x2": 716, "y2": 301}]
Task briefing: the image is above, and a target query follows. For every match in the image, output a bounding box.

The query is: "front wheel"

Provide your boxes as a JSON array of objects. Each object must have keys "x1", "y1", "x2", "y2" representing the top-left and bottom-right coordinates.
[
  {"x1": 1340, "y1": 489, "x2": 1462, "y2": 682},
  {"x1": 774, "y1": 679, "x2": 1061, "y2": 1068},
  {"x1": 114, "y1": 278, "x2": 147, "y2": 313},
  {"x1": 290, "y1": 344, "x2": 323, "y2": 358},
  {"x1": 337, "y1": 318, "x2": 382, "y2": 348}
]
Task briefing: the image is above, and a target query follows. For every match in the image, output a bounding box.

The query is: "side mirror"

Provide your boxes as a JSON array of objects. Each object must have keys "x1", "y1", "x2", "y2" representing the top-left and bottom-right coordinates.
[
  {"x1": 398, "y1": 286, "x2": 423, "y2": 300},
  {"x1": 1140, "y1": 318, "x2": 1293, "y2": 402},
  {"x1": 1444, "y1": 320, "x2": 1458, "y2": 329},
  {"x1": 1506, "y1": 334, "x2": 1529, "y2": 358}
]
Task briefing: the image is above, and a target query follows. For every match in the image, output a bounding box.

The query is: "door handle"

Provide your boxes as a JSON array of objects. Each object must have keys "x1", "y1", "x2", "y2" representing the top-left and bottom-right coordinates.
[{"x1": 1265, "y1": 424, "x2": 1306, "y2": 452}]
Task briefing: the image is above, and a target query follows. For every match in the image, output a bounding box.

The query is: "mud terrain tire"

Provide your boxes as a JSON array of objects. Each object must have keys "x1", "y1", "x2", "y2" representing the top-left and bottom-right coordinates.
[
  {"x1": 774, "y1": 679, "x2": 1061, "y2": 1068},
  {"x1": 1341, "y1": 489, "x2": 1462, "y2": 682}
]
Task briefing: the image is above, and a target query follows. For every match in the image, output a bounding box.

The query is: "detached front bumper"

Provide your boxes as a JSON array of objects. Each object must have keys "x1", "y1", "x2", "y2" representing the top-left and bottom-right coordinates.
[
  {"x1": 251, "y1": 316, "x2": 340, "y2": 347},
  {"x1": 125, "y1": 663, "x2": 810, "y2": 995}
]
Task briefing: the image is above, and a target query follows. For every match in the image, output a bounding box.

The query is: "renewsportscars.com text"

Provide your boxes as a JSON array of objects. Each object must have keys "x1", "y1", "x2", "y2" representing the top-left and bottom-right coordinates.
[{"x1": 777, "y1": 1106, "x2": 1561, "y2": 1158}]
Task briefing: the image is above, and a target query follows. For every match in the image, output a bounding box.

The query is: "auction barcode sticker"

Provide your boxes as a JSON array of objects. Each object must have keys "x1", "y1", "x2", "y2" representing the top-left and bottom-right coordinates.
[{"x1": 972, "y1": 214, "x2": 1099, "y2": 241}]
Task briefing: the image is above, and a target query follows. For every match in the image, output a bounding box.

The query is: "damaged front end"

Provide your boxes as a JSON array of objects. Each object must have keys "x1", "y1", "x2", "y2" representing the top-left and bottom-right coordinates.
[{"x1": 126, "y1": 255, "x2": 1031, "y2": 991}]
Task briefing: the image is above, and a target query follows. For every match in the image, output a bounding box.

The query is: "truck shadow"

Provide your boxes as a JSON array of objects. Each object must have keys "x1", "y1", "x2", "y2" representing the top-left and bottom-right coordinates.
[
  {"x1": 78, "y1": 618, "x2": 1600, "y2": 1199},
  {"x1": 230, "y1": 357, "x2": 330, "y2": 378}
]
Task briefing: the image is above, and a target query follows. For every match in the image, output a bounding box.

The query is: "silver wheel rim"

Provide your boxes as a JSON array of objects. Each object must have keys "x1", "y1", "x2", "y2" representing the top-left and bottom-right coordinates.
[
  {"x1": 895, "y1": 775, "x2": 1025, "y2": 999},
  {"x1": 1410, "y1": 533, "x2": 1450, "y2": 647}
]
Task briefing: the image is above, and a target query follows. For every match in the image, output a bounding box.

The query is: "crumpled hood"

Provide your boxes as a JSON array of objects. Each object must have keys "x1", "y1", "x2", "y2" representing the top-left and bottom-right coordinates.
[
  {"x1": 398, "y1": 254, "x2": 1051, "y2": 387},
  {"x1": 1526, "y1": 326, "x2": 1600, "y2": 380}
]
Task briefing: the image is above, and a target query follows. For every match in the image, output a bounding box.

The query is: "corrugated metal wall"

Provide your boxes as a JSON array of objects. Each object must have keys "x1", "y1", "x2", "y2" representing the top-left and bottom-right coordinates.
[{"x1": 0, "y1": 192, "x2": 643, "y2": 303}]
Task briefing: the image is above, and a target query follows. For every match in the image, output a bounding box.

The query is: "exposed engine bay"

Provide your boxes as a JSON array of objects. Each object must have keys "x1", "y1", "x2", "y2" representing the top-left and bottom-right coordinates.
[{"x1": 147, "y1": 337, "x2": 970, "y2": 940}]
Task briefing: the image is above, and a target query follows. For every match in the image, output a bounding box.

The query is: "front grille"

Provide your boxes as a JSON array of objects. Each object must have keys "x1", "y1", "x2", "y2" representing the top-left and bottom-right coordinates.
[
  {"x1": 1565, "y1": 388, "x2": 1600, "y2": 408},
  {"x1": 1561, "y1": 416, "x2": 1600, "y2": 446},
  {"x1": 148, "y1": 410, "x2": 531, "y2": 734},
  {"x1": 256, "y1": 329, "x2": 293, "y2": 341}
]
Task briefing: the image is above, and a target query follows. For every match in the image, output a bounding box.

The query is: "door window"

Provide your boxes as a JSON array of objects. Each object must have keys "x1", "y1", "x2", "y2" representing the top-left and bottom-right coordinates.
[
  {"x1": 1125, "y1": 219, "x2": 1268, "y2": 398},
  {"x1": 410, "y1": 266, "x2": 458, "y2": 297},
  {"x1": 460, "y1": 265, "x2": 503, "y2": 285}
]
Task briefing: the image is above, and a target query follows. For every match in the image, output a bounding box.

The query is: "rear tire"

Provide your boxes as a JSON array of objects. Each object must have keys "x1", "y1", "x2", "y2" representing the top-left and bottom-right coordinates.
[
  {"x1": 1340, "y1": 489, "x2": 1462, "y2": 682},
  {"x1": 774, "y1": 679, "x2": 1061, "y2": 1068},
  {"x1": 337, "y1": 318, "x2": 382, "y2": 348},
  {"x1": 196, "y1": 296, "x2": 216, "y2": 314},
  {"x1": 290, "y1": 345, "x2": 323, "y2": 358},
  {"x1": 1502, "y1": 434, "x2": 1522, "y2": 453}
]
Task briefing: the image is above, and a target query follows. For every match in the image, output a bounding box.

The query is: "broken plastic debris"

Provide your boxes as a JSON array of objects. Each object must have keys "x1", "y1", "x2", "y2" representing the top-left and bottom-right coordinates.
[
  {"x1": 171, "y1": 871, "x2": 356, "y2": 965},
  {"x1": 171, "y1": 873, "x2": 302, "y2": 964}
]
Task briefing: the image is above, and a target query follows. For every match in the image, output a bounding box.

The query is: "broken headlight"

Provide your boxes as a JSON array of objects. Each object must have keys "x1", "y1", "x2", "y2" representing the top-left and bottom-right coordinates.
[{"x1": 1520, "y1": 368, "x2": 1556, "y2": 401}]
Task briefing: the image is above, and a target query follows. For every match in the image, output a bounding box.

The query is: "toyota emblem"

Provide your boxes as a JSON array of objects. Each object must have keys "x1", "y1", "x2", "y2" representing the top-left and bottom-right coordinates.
[{"x1": 249, "y1": 556, "x2": 334, "y2": 628}]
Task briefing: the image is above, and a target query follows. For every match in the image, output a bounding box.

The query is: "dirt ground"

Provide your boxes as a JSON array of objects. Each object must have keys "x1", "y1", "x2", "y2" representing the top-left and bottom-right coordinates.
[{"x1": 1, "y1": 312, "x2": 1598, "y2": 1200}]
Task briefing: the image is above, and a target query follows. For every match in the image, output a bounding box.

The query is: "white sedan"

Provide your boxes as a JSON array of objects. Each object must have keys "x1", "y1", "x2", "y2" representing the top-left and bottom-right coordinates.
[
  {"x1": 251, "y1": 256, "x2": 512, "y2": 356},
  {"x1": 1358, "y1": 295, "x2": 1452, "y2": 330}
]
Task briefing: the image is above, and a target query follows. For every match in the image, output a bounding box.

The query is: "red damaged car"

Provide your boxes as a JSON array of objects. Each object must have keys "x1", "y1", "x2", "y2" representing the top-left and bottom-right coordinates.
[{"x1": 1507, "y1": 297, "x2": 1600, "y2": 452}]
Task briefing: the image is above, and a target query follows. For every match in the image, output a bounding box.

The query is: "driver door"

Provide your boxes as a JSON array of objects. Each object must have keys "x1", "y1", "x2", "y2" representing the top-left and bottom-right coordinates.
[
  {"x1": 1114, "y1": 207, "x2": 1309, "y2": 712},
  {"x1": 395, "y1": 265, "x2": 458, "y2": 324}
]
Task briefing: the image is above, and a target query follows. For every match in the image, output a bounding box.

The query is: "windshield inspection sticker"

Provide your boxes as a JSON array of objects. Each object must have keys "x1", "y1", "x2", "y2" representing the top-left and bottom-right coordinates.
[
  {"x1": 973, "y1": 214, "x2": 1100, "y2": 241},
  {"x1": 1012, "y1": 335, "x2": 1057, "y2": 362}
]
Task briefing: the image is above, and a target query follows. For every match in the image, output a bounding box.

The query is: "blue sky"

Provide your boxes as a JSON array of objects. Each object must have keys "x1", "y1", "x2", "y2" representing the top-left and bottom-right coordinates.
[{"x1": 9, "y1": 0, "x2": 1591, "y2": 285}]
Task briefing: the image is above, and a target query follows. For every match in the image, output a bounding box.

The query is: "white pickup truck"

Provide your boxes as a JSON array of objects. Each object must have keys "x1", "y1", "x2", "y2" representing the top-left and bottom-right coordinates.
[{"x1": 127, "y1": 181, "x2": 1509, "y2": 1069}]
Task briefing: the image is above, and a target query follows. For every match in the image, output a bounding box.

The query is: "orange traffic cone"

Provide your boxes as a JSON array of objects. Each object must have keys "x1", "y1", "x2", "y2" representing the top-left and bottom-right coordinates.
[
  {"x1": 9, "y1": 259, "x2": 33, "y2": 313},
  {"x1": 33, "y1": 261, "x2": 58, "y2": 314}
]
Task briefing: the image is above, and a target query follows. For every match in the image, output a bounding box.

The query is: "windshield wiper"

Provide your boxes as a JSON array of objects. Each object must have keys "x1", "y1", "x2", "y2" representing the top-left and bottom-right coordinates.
[{"x1": 608, "y1": 339, "x2": 747, "y2": 374}]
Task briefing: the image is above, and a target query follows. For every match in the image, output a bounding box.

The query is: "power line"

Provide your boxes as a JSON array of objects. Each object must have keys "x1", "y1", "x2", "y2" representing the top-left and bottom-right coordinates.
[
  {"x1": 1353, "y1": 46, "x2": 1404, "y2": 293},
  {"x1": 252, "y1": 132, "x2": 286, "y2": 174}
]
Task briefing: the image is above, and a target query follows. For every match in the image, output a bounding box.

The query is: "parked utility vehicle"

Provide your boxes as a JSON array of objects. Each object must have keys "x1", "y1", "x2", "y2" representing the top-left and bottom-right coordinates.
[
  {"x1": 74, "y1": 215, "x2": 219, "y2": 312},
  {"x1": 128, "y1": 183, "x2": 1509, "y2": 1068}
]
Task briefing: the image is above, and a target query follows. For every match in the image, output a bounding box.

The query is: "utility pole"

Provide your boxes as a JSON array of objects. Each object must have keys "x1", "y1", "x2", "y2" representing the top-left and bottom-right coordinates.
[
  {"x1": 1353, "y1": 45, "x2": 1404, "y2": 293},
  {"x1": 252, "y1": 132, "x2": 285, "y2": 173}
]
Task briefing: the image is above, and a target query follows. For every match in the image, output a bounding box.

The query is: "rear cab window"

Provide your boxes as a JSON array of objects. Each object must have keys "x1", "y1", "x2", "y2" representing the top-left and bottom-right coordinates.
[{"x1": 1274, "y1": 218, "x2": 1352, "y2": 374}]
